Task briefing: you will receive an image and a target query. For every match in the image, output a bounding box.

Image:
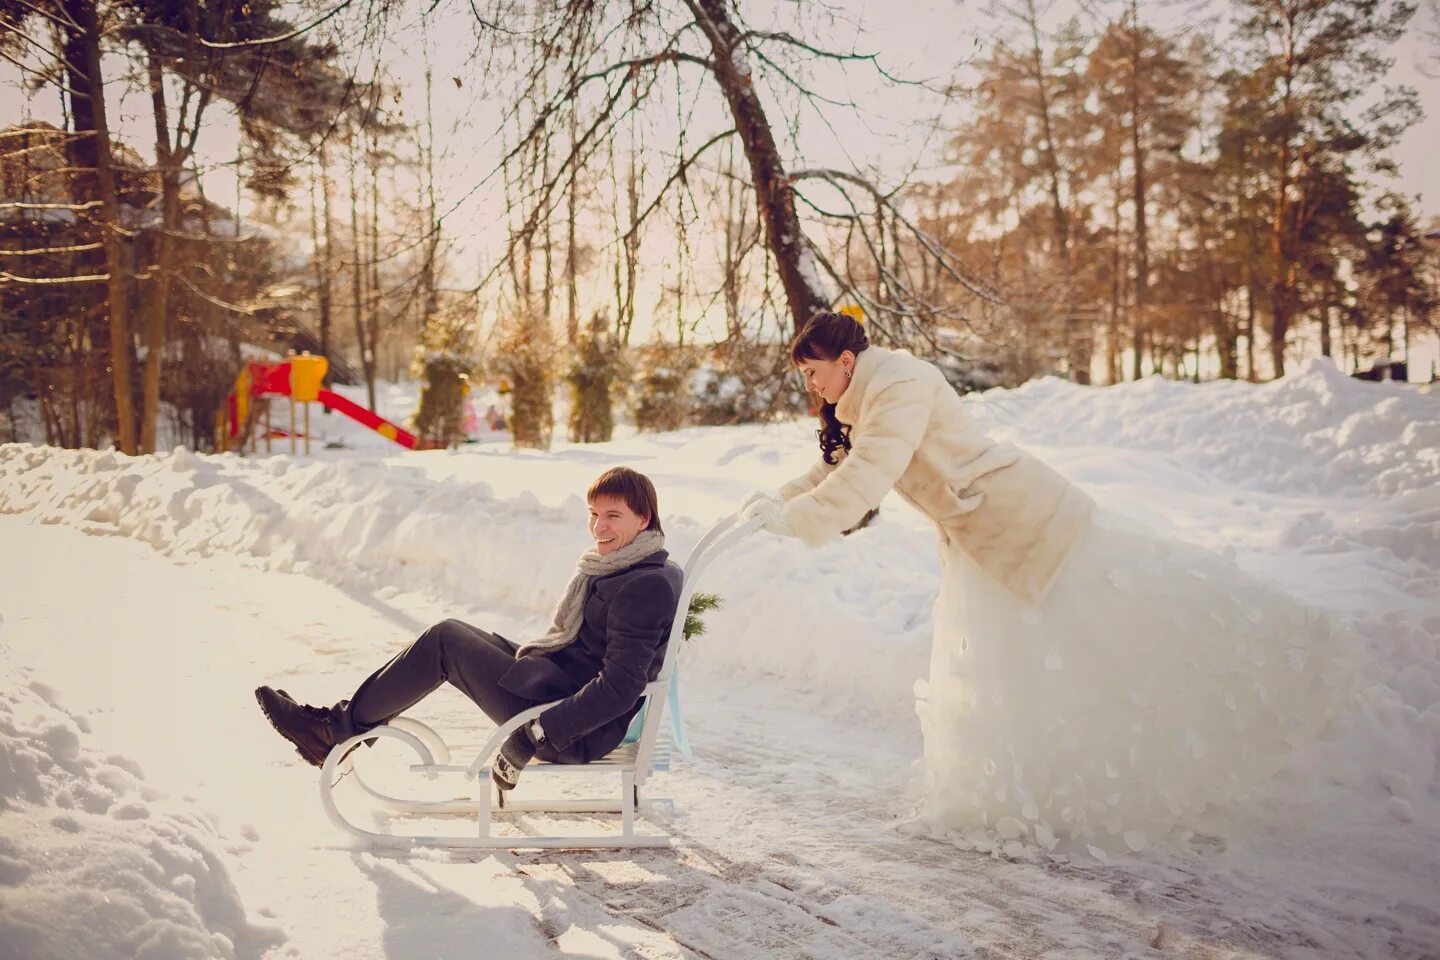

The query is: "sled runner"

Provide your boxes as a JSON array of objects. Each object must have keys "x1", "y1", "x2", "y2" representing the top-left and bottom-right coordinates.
[{"x1": 317, "y1": 511, "x2": 763, "y2": 849}]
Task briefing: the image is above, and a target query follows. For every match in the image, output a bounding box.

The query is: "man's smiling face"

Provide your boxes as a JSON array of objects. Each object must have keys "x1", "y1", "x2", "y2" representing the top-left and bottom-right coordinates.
[{"x1": 588, "y1": 495, "x2": 650, "y2": 555}]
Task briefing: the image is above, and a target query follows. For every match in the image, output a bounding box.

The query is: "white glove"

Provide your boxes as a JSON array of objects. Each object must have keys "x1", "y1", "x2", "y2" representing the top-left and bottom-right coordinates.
[
  {"x1": 739, "y1": 494, "x2": 795, "y2": 537},
  {"x1": 737, "y1": 490, "x2": 774, "y2": 514}
]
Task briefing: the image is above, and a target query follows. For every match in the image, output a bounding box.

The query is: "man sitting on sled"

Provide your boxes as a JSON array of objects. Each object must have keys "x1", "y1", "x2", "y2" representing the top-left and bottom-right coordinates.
[{"x1": 255, "y1": 466, "x2": 683, "y2": 799}]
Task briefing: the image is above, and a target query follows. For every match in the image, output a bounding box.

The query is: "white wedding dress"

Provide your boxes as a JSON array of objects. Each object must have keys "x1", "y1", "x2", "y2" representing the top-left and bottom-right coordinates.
[{"x1": 911, "y1": 507, "x2": 1354, "y2": 858}]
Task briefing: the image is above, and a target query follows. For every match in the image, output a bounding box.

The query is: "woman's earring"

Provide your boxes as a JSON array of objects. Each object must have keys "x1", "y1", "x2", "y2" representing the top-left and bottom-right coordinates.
[{"x1": 845, "y1": 367, "x2": 853, "y2": 380}]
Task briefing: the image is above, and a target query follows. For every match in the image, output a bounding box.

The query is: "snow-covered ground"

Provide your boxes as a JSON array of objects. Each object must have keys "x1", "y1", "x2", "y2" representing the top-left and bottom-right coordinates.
[{"x1": 1, "y1": 359, "x2": 1436, "y2": 959}]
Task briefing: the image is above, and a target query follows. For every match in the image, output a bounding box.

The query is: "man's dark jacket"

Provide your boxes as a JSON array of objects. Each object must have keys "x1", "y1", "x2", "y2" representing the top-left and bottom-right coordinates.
[{"x1": 498, "y1": 550, "x2": 682, "y2": 764}]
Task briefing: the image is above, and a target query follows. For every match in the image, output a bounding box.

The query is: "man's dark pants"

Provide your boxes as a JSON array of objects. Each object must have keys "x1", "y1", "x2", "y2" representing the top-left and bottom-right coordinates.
[{"x1": 334, "y1": 618, "x2": 543, "y2": 750}]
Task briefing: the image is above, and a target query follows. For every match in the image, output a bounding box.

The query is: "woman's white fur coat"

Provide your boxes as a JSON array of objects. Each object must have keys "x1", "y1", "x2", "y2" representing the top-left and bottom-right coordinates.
[{"x1": 779, "y1": 346, "x2": 1094, "y2": 606}]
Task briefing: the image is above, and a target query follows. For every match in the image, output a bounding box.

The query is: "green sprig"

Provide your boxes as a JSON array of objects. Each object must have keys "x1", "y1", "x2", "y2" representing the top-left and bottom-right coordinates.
[{"x1": 683, "y1": 592, "x2": 722, "y2": 641}]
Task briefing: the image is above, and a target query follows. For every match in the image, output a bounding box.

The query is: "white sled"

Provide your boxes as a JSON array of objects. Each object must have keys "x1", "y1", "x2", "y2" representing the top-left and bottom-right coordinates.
[{"x1": 318, "y1": 511, "x2": 763, "y2": 849}]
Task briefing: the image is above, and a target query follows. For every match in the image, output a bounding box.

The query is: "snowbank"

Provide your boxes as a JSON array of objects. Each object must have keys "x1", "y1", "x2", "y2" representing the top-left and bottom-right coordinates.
[
  {"x1": 0, "y1": 439, "x2": 938, "y2": 724},
  {"x1": 0, "y1": 663, "x2": 282, "y2": 959},
  {"x1": 982, "y1": 358, "x2": 1438, "y2": 502}
]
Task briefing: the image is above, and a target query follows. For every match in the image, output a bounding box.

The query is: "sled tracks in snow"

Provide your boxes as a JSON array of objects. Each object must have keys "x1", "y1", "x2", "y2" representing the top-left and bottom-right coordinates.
[
  {"x1": 502, "y1": 821, "x2": 1357, "y2": 959},
  {"x1": 511, "y1": 843, "x2": 980, "y2": 959}
]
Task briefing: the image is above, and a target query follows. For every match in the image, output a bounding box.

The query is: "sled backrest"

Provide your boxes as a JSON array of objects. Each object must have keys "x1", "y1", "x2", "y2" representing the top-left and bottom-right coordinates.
[{"x1": 628, "y1": 512, "x2": 764, "y2": 781}]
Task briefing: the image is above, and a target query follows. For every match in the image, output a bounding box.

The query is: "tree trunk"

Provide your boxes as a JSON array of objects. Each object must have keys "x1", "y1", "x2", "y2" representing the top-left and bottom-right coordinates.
[
  {"x1": 1215, "y1": 310, "x2": 1239, "y2": 380},
  {"x1": 1108, "y1": 174, "x2": 1124, "y2": 384},
  {"x1": 1319, "y1": 273, "x2": 1334, "y2": 358},
  {"x1": 674, "y1": 184, "x2": 688, "y2": 346},
  {"x1": 318, "y1": 145, "x2": 335, "y2": 386},
  {"x1": 1025, "y1": 1, "x2": 1070, "y2": 276},
  {"x1": 421, "y1": 52, "x2": 440, "y2": 330},
  {"x1": 686, "y1": 0, "x2": 829, "y2": 339},
  {"x1": 623, "y1": 134, "x2": 639, "y2": 341},
  {"x1": 64, "y1": 0, "x2": 136, "y2": 453},
  {"x1": 1268, "y1": 10, "x2": 1298, "y2": 379},
  {"x1": 608, "y1": 136, "x2": 624, "y2": 340},
  {"x1": 367, "y1": 132, "x2": 381, "y2": 410},
  {"x1": 34, "y1": 360, "x2": 57, "y2": 446},
  {"x1": 1401, "y1": 304, "x2": 1410, "y2": 372},
  {"x1": 308, "y1": 159, "x2": 327, "y2": 364},
  {"x1": 1269, "y1": 233, "x2": 1293, "y2": 377},
  {"x1": 722, "y1": 142, "x2": 745, "y2": 340},
  {"x1": 565, "y1": 106, "x2": 579, "y2": 346},
  {"x1": 1129, "y1": 0, "x2": 1149, "y2": 383},
  {"x1": 348, "y1": 139, "x2": 369, "y2": 408},
  {"x1": 1244, "y1": 277, "x2": 1258, "y2": 381},
  {"x1": 142, "y1": 54, "x2": 177, "y2": 454},
  {"x1": 1211, "y1": 276, "x2": 1239, "y2": 381}
]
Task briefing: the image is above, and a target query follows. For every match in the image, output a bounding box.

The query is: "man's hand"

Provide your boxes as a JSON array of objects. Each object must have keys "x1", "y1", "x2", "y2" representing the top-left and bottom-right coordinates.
[
  {"x1": 739, "y1": 495, "x2": 795, "y2": 537},
  {"x1": 491, "y1": 724, "x2": 540, "y2": 800}
]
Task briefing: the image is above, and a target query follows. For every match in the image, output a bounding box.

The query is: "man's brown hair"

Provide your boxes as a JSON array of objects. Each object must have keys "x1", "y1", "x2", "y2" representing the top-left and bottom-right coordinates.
[{"x1": 587, "y1": 466, "x2": 663, "y2": 533}]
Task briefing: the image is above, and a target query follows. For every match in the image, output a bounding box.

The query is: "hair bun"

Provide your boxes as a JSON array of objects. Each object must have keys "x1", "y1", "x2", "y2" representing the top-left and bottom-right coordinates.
[{"x1": 790, "y1": 311, "x2": 869, "y2": 366}]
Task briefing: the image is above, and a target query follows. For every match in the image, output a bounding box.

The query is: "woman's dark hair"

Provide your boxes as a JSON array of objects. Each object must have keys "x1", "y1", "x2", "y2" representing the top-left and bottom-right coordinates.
[
  {"x1": 588, "y1": 466, "x2": 663, "y2": 533},
  {"x1": 789, "y1": 312, "x2": 870, "y2": 465}
]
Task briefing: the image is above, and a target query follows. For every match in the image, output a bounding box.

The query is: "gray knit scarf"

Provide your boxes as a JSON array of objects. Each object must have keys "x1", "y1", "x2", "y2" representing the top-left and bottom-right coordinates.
[{"x1": 516, "y1": 529, "x2": 666, "y2": 657}]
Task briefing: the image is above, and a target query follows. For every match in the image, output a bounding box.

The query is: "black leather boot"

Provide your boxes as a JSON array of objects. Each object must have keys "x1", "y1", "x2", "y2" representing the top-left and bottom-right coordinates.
[{"x1": 254, "y1": 685, "x2": 339, "y2": 767}]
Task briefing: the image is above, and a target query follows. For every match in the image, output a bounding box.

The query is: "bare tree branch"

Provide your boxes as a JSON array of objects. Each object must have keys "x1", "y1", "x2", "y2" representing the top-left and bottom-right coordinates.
[
  {"x1": 0, "y1": 270, "x2": 108, "y2": 284},
  {"x1": 0, "y1": 241, "x2": 103, "y2": 256},
  {"x1": 621, "y1": 127, "x2": 738, "y2": 243},
  {"x1": 170, "y1": 270, "x2": 256, "y2": 314},
  {"x1": 0, "y1": 15, "x2": 89, "y2": 81},
  {"x1": 793, "y1": 168, "x2": 1005, "y2": 303},
  {"x1": 0, "y1": 200, "x2": 104, "y2": 211},
  {"x1": 0, "y1": 47, "x2": 88, "y2": 97},
  {"x1": 0, "y1": 127, "x2": 86, "y2": 140},
  {"x1": 463, "y1": 48, "x2": 708, "y2": 294},
  {"x1": 738, "y1": 25, "x2": 942, "y2": 92},
  {"x1": 739, "y1": 29, "x2": 875, "y2": 63}
]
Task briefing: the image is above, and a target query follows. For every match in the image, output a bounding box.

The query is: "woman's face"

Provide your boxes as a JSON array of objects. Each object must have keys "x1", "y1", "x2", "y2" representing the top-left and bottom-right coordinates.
[
  {"x1": 796, "y1": 350, "x2": 856, "y2": 404},
  {"x1": 588, "y1": 494, "x2": 650, "y2": 556}
]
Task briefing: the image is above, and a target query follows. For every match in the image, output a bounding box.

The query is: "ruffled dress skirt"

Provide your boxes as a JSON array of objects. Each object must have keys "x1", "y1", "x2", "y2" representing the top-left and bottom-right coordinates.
[{"x1": 913, "y1": 509, "x2": 1354, "y2": 857}]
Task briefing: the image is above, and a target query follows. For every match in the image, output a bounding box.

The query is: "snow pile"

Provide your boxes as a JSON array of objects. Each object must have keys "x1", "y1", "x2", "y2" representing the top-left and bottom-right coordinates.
[
  {"x1": 0, "y1": 663, "x2": 282, "y2": 960},
  {"x1": 0, "y1": 441, "x2": 938, "y2": 720},
  {"x1": 0, "y1": 444, "x2": 582, "y2": 625},
  {"x1": 981, "y1": 358, "x2": 1438, "y2": 502},
  {"x1": 974, "y1": 359, "x2": 1439, "y2": 622}
]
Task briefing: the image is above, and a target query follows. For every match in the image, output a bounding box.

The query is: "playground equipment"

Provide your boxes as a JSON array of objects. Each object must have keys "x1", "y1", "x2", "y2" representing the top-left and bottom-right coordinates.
[{"x1": 217, "y1": 355, "x2": 423, "y2": 453}]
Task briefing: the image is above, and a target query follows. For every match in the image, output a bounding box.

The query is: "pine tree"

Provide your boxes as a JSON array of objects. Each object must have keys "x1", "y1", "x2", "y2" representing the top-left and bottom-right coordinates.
[{"x1": 1232, "y1": 0, "x2": 1418, "y2": 376}]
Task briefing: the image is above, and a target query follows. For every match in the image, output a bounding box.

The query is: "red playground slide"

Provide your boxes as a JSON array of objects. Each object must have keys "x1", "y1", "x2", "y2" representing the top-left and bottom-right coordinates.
[
  {"x1": 219, "y1": 357, "x2": 428, "y2": 453},
  {"x1": 317, "y1": 389, "x2": 421, "y2": 449}
]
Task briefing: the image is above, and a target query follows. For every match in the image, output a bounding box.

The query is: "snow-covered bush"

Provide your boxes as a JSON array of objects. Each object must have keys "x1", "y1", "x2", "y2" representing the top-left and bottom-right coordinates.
[
  {"x1": 493, "y1": 306, "x2": 555, "y2": 449},
  {"x1": 630, "y1": 340, "x2": 693, "y2": 433},
  {"x1": 566, "y1": 313, "x2": 626, "y2": 443},
  {"x1": 411, "y1": 305, "x2": 478, "y2": 449},
  {"x1": 688, "y1": 338, "x2": 804, "y2": 425}
]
